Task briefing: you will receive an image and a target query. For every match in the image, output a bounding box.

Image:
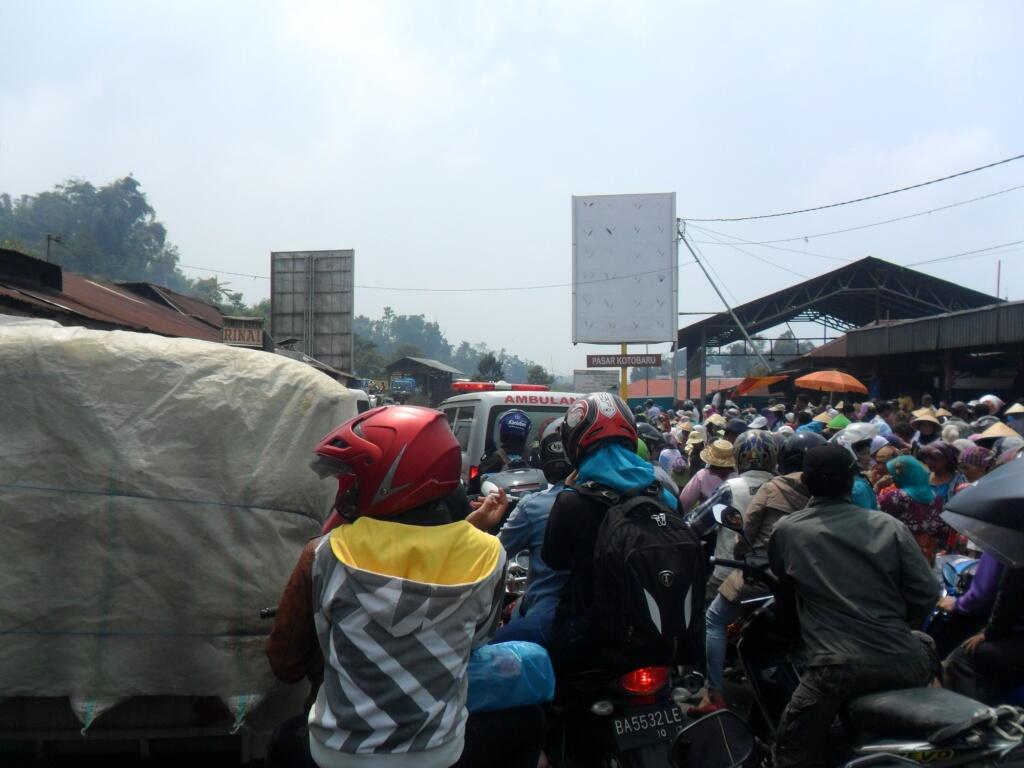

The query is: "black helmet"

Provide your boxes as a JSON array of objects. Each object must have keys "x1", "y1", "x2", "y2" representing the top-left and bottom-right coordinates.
[
  {"x1": 778, "y1": 431, "x2": 827, "y2": 474},
  {"x1": 725, "y1": 418, "x2": 749, "y2": 437},
  {"x1": 637, "y1": 422, "x2": 667, "y2": 458},
  {"x1": 539, "y1": 418, "x2": 571, "y2": 484}
]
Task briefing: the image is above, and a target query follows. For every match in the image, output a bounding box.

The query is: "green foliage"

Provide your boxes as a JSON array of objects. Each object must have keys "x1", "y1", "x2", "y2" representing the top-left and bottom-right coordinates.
[
  {"x1": 477, "y1": 352, "x2": 505, "y2": 381},
  {"x1": 353, "y1": 307, "x2": 544, "y2": 383},
  {"x1": 526, "y1": 364, "x2": 555, "y2": 386},
  {"x1": 0, "y1": 175, "x2": 268, "y2": 318},
  {"x1": 0, "y1": 177, "x2": 188, "y2": 290}
]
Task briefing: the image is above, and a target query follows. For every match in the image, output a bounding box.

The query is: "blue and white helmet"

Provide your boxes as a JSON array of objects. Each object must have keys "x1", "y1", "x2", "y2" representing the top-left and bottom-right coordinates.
[{"x1": 499, "y1": 409, "x2": 532, "y2": 442}]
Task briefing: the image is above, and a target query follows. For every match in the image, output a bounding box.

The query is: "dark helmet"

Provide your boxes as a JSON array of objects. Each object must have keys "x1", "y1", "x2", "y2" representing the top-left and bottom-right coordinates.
[
  {"x1": 733, "y1": 429, "x2": 778, "y2": 474},
  {"x1": 561, "y1": 392, "x2": 638, "y2": 467},
  {"x1": 725, "y1": 418, "x2": 749, "y2": 437},
  {"x1": 637, "y1": 422, "x2": 668, "y2": 458},
  {"x1": 778, "y1": 431, "x2": 827, "y2": 474},
  {"x1": 499, "y1": 409, "x2": 532, "y2": 443},
  {"x1": 539, "y1": 418, "x2": 571, "y2": 483},
  {"x1": 644, "y1": 399, "x2": 654, "y2": 408}
]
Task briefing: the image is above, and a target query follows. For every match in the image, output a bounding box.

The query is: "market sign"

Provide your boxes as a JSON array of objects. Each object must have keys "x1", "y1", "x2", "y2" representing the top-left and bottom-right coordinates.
[
  {"x1": 587, "y1": 354, "x2": 662, "y2": 368},
  {"x1": 573, "y1": 369, "x2": 620, "y2": 393},
  {"x1": 222, "y1": 317, "x2": 265, "y2": 348}
]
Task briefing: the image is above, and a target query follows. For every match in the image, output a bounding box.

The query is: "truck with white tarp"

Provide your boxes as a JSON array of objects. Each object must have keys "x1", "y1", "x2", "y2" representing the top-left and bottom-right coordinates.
[{"x1": 0, "y1": 318, "x2": 356, "y2": 760}]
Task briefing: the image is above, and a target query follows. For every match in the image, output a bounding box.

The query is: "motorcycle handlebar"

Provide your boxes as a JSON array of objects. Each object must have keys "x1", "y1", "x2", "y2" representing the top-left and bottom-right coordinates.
[{"x1": 709, "y1": 556, "x2": 777, "y2": 585}]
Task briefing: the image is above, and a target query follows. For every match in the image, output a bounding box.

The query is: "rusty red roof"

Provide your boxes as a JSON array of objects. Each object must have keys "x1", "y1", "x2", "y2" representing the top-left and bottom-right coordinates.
[{"x1": 0, "y1": 249, "x2": 223, "y2": 341}]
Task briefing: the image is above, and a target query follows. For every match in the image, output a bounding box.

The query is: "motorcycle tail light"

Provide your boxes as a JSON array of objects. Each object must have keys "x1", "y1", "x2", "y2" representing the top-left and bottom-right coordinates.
[
  {"x1": 468, "y1": 466, "x2": 480, "y2": 483},
  {"x1": 619, "y1": 666, "x2": 669, "y2": 696}
]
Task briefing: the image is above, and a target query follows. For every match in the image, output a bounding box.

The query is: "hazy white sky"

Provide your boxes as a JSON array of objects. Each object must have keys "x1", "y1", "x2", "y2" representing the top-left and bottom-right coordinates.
[{"x1": 3, "y1": 1, "x2": 1022, "y2": 374}]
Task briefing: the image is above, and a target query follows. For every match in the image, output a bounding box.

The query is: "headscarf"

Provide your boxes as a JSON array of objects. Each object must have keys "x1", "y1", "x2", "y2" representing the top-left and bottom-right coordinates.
[
  {"x1": 884, "y1": 433, "x2": 910, "y2": 451},
  {"x1": 957, "y1": 445, "x2": 993, "y2": 468},
  {"x1": 886, "y1": 455, "x2": 935, "y2": 505},
  {"x1": 760, "y1": 407, "x2": 778, "y2": 431},
  {"x1": 918, "y1": 440, "x2": 960, "y2": 472}
]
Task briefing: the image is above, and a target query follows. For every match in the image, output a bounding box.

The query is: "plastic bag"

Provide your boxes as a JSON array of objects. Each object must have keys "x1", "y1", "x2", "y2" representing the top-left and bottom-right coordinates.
[{"x1": 467, "y1": 642, "x2": 555, "y2": 714}]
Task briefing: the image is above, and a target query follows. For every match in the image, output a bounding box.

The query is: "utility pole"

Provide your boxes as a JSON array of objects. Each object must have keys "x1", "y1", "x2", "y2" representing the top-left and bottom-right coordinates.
[{"x1": 45, "y1": 234, "x2": 62, "y2": 263}]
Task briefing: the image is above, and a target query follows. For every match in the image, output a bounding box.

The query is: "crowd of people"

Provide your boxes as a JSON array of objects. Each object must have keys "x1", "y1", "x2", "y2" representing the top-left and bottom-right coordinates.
[{"x1": 262, "y1": 388, "x2": 1024, "y2": 768}]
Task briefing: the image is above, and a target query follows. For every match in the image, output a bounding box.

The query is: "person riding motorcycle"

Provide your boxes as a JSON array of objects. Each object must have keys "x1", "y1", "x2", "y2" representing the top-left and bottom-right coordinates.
[
  {"x1": 687, "y1": 429, "x2": 778, "y2": 716},
  {"x1": 541, "y1": 392, "x2": 679, "y2": 671},
  {"x1": 266, "y1": 405, "x2": 539, "y2": 768},
  {"x1": 637, "y1": 421, "x2": 682, "y2": 495},
  {"x1": 832, "y1": 422, "x2": 881, "y2": 509},
  {"x1": 637, "y1": 421, "x2": 668, "y2": 459},
  {"x1": 470, "y1": 408, "x2": 532, "y2": 494},
  {"x1": 472, "y1": 418, "x2": 572, "y2": 647},
  {"x1": 767, "y1": 444, "x2": 939, "y2": 768},
  {"x1": 944, "y1": 564, "x2": 1024, "y2": 704}
]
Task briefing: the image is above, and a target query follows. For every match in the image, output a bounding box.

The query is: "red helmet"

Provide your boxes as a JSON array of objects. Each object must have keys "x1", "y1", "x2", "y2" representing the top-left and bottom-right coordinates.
[
  {"x1": 311, "y1": 405, "x2": 461, "y2": 521},
  {"x1": 560, "y1": 392, "x2": 637, "y2": 467}
]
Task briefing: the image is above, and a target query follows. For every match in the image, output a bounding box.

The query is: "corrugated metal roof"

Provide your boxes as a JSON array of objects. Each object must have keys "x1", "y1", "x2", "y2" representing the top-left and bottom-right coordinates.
[
  {"x1": 386, "y1": 356, "x2": 465, "y2": 375},
  {"x1": 678, "y1": 256, "x2": 1000, "y2": 351},
  {"x1": 847, "y1": 300, "x2": 1024, "y2": 356},
  {"x1": 0, "y1": 250, "x2": 224, "y2": 341}
]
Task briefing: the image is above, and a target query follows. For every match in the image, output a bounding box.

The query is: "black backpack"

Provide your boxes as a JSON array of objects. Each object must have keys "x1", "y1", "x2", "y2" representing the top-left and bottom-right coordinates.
[{"x1": 577, "y1": 481, "x2": 706, "y2": 667}]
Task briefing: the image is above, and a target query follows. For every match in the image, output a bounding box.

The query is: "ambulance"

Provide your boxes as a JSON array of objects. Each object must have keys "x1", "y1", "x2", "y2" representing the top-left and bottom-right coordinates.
[{"x1": 438, "y1": 381, "x2": 584, "y2": 486}]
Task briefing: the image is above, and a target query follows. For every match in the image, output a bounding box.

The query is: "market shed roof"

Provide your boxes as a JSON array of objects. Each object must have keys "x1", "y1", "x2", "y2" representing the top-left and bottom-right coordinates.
[
  {"x1": 385, "y1": 356, "x2": 465, "y2": 375},
  {"x1": 677, "y1": 256, "x2": 999, "y2": 351},
  {"x1": 846, "y1": 299, "x2": 1024, "y2": 356}
]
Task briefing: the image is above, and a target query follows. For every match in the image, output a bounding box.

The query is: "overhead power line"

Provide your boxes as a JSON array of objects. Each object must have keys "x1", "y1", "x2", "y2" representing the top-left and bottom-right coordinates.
[
  {"x1": 178, "y1": 260, "x2": 698, "y2": 293},
  {"x1": 687, "y1": 222, "x2": 851, "y2": 263},
  {"x1": 694, "y1": 183, "x2": 1024, "y2": 245},
  {"x1": 904, "y1": 239, "x2": 1024, "y2": 267},
  {"x1": 685, "y1": 152, "x2": 1024, "y2": 222},
  {"x1": 692, "y1": 226, "x2": 810, "y2": 279}
]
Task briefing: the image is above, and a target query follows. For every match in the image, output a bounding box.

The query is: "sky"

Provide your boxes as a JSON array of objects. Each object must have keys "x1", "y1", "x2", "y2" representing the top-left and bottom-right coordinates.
[{"x1": 3, "y1": 0, "x2": 1023, "y2": 376}]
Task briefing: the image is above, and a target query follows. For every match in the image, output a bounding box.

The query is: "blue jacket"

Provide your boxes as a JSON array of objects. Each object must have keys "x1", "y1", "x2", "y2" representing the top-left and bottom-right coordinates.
[{"x1": 499, "y1": 482, "x2": 568, "y2": 619}]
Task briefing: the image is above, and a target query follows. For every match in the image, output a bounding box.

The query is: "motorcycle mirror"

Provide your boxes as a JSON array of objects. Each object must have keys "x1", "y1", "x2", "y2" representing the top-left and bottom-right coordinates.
[
  {"x1": 712, "y1": 504, "x2": 744, "y2": 533},
  {"x1": 514, "y1": 550, "x2": 530, "y2": 570},
  {"x1": 669, "y1": 709, "x2": 753, "y2": 768}
]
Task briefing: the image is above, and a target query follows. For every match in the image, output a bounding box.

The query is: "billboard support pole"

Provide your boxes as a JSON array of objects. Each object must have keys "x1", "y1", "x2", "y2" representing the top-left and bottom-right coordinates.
[
  {"x1": 679, "y1": 227, "x2": 771, "y2": 372},
  {"x1": 670, "y1": 343, "x2": 678, "y2": 410},
  {"x1": 620, "y1": 343, "x2": 628, "y2": 401}
]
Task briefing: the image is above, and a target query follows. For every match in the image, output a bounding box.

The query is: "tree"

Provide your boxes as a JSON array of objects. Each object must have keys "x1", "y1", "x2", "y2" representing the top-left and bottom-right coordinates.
[
  {"x1": 0, "y1": 176, "x2": 190, "y2": 291},
  {"x1": 526, "y1": 364, "x2": 555, "y2": 387},
  {"x1": 477, "y1": 352, "x2": 505, "y2": 381},
  {"x1": 394, "y1": 342, "x2": 423, "y2": 360},
  {"x1": 353, "y1": 334, "x2": 385, "y2": 380}
]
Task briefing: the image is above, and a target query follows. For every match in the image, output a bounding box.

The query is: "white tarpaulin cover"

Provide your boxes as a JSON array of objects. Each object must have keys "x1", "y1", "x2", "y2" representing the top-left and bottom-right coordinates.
[{"x1": 0, "y1": 322, "x2": 356, "y2": 720}]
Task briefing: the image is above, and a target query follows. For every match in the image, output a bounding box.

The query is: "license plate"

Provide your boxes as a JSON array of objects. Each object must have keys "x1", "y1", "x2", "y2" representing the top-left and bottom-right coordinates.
[{"x1": 611, "y1": 704, "x2": 686, "y2": 752}]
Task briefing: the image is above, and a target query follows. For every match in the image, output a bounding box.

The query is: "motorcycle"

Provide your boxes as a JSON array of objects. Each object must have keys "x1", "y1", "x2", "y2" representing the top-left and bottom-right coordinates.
[
  {"x1": 546, "y1": 663, "x2": 698, "y2": 768},
  {"x1": 479, "y1": 466, "x2": 548, "y2": 527},
  {"x1": 924, "y1": 555, "x2": 982, "y2": 658},
  {"x1": 712, "y1": 510, "x2": 1024, "y2": 767}
]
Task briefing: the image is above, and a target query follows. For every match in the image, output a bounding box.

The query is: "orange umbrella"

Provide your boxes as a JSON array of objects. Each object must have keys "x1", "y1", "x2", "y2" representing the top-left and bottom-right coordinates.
[
  {"x1": 735, "y1": 375, "x2": 789, "y2": 396},
  {"x1": 794, "y1": 370, "x2": 868, "y2": 395}
]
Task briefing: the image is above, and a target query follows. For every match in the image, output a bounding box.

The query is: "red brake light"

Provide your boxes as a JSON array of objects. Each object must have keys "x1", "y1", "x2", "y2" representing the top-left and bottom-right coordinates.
[
  {"x1": 619, "y1": 666, "x2": 669, "y2": 695},
  {"x1": 468, "y1": 466, "x2": 480, "y2": 481}
]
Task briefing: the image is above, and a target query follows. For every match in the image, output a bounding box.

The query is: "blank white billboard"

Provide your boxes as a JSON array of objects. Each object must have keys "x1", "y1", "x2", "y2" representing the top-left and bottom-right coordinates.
[{"x1": 572, "y1": 193, "x2": 677, "y2": 344}]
